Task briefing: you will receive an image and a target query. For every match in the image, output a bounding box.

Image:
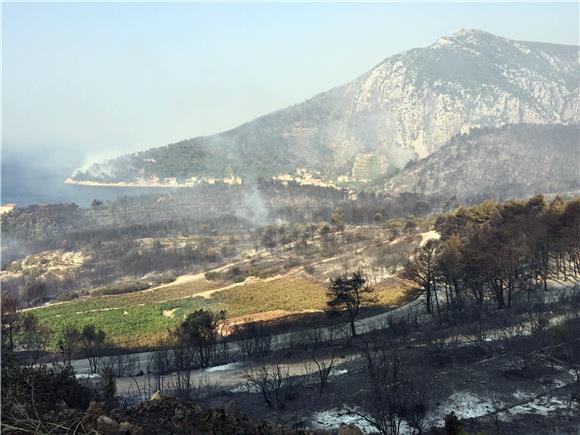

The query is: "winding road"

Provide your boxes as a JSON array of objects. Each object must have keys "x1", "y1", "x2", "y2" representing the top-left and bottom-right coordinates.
[{"x1": 70, "y1": 295, "x2": 426, "y2": 396}]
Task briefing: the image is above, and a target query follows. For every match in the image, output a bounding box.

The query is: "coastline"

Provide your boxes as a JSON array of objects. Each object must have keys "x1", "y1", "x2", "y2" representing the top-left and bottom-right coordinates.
[
  {"x1": 63, "y1": 177, "x2": 346, "y2": 190},
  {"x1": 64, "y1": 178, "x2": 196, "y2": 188}
]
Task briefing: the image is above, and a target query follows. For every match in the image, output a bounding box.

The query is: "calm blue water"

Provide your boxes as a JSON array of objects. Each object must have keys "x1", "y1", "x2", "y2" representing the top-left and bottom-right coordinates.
[{"x1": 1, "y1": 151, "x2": 171, "y2": 207}]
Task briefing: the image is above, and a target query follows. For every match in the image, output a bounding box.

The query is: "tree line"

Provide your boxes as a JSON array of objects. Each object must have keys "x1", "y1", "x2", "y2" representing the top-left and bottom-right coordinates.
[{"x1": 404, "y1": 195, "x2": 580, "y2": 315}]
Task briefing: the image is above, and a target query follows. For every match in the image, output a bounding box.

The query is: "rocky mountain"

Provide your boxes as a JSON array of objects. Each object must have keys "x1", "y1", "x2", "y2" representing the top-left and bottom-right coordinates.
[
  {"x1": 384, "y1": 124, "x2": 580, "y2": 200},
  {"x1": 72, "y1": 29, "x2": 579, "y2": 184}
]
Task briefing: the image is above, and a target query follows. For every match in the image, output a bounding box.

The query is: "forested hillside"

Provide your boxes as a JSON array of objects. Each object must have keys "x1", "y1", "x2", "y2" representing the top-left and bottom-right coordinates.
[
  {"x1": 405, "y1": 195, "x2": 580, "y2": 313},
  {"x1": 71, "y1": 29, "x2": 579, "y2": 184},
  {"x1": 385, "y1": 124, "x2": 580, "y2": 199}
]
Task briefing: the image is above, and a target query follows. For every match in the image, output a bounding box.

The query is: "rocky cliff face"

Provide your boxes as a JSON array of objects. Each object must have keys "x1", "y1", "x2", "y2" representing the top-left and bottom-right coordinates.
[
  {"x1": 384, "y1": 124, "x2": 580, "y2": 200},
  {"x1": 342, "y1": 28, "x2": 579, "y2": 160},
  {"x1": 72, "y1": 29, "x2": 579, "y2": 183}
]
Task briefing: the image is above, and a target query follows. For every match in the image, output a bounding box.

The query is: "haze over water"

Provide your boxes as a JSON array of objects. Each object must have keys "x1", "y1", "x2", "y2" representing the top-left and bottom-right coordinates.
[{"x1": 1, "y1": 151, "x2": 173, "y2": 207}]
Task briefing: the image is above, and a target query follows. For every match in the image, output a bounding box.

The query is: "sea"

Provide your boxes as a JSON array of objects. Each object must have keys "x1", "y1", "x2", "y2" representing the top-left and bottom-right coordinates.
[{"x1": 1, "y1": 150, "x2": 170, "y2": 208}]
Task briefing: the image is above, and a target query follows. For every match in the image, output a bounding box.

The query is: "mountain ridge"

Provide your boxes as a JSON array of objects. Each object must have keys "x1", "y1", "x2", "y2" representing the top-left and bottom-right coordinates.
[
  {"x1": 71, "y1": 29, "x2": 579, "y2": 187},
  {"x1": 384, "y1": 123, "x2": 580, "y2": 200}
]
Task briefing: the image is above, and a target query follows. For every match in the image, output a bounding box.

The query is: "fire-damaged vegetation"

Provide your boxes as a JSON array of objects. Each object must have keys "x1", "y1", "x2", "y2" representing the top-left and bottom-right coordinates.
[
  {"x1": 0, "y1": 358, "x2": 316, "y2": 434},
  {"x1": 1, "y1": 210, "x2": 420, "y2": 348},
  {"x1": 404, "y1": 194, "x2": 580, "y2": 313},
  {"x1": 2, "y1": 284, "x2": 579, "y2": 434},
  {"x1": 1, "y1": 195, "x2": 580, "y2": 434},
  {"x1": 1, "y1": 180, "x2": 442, "y2": 305},
  {"x1": 1, "y1": 180, "x2": 441, "y2": 252}
]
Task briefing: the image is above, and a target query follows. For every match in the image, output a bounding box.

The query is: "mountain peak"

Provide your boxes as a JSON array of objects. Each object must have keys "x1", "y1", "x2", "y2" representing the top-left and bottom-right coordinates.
[
  {"x1": 71, "y1": 30, "x2": 580, "y2": 185},
  {"x1": 451, "y1": 27, "x2": 491, "y2": 38},
  {"x1": 451, "y1": 27, "x2": 492, "y2": 38},
  {"x1": 432, "y1": 28, "x2": 501, "y2": 48},
  {"x1": 439, "y1": 28, "x2": 511, "y2": 46}
]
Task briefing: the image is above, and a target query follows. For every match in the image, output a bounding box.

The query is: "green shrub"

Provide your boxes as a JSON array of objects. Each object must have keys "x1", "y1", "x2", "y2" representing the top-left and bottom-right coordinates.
[
  {"x1": 93, "y1": 280, "x2": 151, "y2": 296},
  {"x1": 55, "y1": 291, "x2": 80, "y2": 302}
]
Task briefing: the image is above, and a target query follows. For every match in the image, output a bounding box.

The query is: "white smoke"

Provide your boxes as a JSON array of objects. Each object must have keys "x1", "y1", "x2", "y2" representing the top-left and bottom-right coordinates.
[
  {"x1": 72, "y1": 149, "x2": 126, "y2": 177},
  {"x1": 235, "y1": 186, "x2": 269, "y2": 227}
]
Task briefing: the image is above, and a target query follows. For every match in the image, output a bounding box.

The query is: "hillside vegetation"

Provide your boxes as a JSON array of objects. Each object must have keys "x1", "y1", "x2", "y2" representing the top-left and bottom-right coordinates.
[
  {"x1": 71, "y1": 30, "x2": 579, "y2": 185},
  {"x1": 385, "y1": 124, "x2": 580, "y2": 200},
  {"x1": 3, "y1": 195, "x2": 580, "y2": 435},
  {"x1": 15, "y1": 224, "x2": 419, "y2": 348}
]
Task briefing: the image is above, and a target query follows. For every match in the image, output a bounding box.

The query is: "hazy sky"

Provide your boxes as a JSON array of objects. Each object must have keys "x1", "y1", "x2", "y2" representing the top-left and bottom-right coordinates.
[{"x1": 2, "y1": 2, "x2": 579, "y2": 161}]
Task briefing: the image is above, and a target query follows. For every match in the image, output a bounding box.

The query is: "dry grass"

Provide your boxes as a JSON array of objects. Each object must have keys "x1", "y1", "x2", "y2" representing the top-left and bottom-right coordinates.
[
  {"x1": 210, "y1": 275, "x2": 328, "y2": 317},
  {"x1": 374, "y1": 276, "x2": 414, "y2": 306},
  {"x1": 210, "y1": 274, "x2": 409, "y2": 317}
]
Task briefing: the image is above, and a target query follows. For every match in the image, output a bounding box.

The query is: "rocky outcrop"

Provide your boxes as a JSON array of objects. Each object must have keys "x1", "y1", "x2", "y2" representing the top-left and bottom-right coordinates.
[{"x1": 110, "y1": 397, "x2": 321, "y2": 435}]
